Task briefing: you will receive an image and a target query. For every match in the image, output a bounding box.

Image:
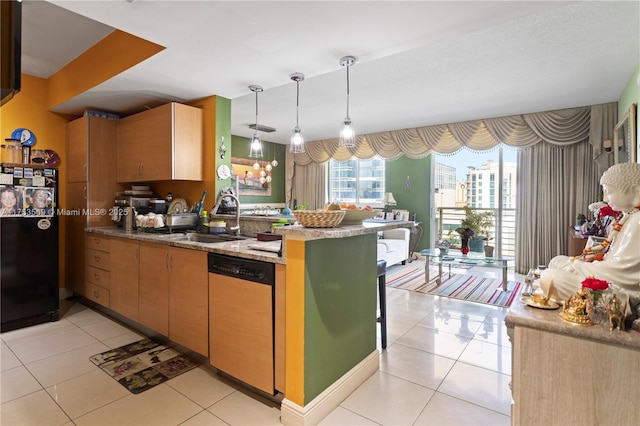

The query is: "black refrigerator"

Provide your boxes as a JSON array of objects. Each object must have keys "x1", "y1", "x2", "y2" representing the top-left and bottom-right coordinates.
[{"x1": 1, "y1": 164, "x2": 59, "y2": 332}]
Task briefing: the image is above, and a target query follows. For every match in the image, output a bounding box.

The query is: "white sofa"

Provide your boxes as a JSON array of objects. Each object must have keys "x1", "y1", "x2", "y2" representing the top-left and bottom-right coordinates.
[{"x1": 377, "y1": 228, "x2": 410, "y2": 267}]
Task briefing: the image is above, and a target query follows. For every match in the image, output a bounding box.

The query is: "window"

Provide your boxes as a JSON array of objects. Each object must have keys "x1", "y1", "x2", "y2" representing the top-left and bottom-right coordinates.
[{"x1": 329, "y1": 158, "x2": 385, "y2": 205}]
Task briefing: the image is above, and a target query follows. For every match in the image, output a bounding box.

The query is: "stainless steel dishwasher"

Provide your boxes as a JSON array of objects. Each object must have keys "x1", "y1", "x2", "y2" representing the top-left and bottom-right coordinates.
[{"x1": 208, "y1": 253, "x2": 276, "y2": 394}]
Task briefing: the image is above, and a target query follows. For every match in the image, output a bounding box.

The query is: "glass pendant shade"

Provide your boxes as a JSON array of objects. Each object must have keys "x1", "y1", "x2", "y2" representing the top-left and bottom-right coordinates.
[
  {"x1": 339, "y1": 117, "x2": 356, "y2": 148},
  {"x1": 271, "y1": 158, "x2": 279, "y2": 167},
  {"x1": 253, "y1": 161, "x2": 260, "y2": 170},
  {"x1": 290, "y1": 126, "x2": 305, "y2": 153},
  {"x1": 338, "y1": 56, "x2": 357, "y2": 149},
  {"x1": 248, "y1": 85, "x2": 264, "y2": 158},
  {"x1": 265, "y1": 163, "x2": 272, "y2": 172},
  {"x1": 266, "y1": 175, "x2": 272, "y2": 183},
  {"x1": 259, "y1": 176, "x2": 266, "y2": 184},
  {"x1": 289, "y1": 73, "x2": 306, "y2": 154},
  {"x1": 249, "y1": 134, "x2": 263, "y2": 158}
]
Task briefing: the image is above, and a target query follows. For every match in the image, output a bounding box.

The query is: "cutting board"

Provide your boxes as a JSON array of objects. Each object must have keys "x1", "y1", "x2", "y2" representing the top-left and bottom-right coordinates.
[{"x1": 247, "y1": 241, "x2": 282, "y2": 253}]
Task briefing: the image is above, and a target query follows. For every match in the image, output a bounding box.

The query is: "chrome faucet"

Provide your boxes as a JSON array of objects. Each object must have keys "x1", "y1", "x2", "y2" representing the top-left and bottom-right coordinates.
[{"x1": 212, "y1": 193, "x2": 241, "y2": 235}]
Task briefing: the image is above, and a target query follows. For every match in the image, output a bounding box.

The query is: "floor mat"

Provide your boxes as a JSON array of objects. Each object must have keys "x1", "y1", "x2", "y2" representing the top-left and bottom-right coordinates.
[{"x1": 90, "y1": 338, "x2": 197, "y2": 394}]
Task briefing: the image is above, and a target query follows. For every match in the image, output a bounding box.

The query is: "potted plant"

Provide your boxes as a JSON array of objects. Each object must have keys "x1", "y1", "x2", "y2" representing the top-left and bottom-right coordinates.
[
  {"x1": 576, "y1": 213, "x2": 587, "y2": 227},
  {"x1": 459, "y1": 206, "x2": 495, "y2": 254}
]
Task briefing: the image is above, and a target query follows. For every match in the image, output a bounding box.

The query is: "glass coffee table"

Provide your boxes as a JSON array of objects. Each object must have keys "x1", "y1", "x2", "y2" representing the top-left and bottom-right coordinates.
[{"x1": 420, "y1": 249, "x2": 514, "y2": 291}]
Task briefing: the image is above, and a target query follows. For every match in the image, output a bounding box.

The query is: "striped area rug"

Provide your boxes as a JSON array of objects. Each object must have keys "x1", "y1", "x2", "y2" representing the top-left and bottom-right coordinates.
[{"x1": 386, "y1": 266, "x2": 521, "y2": 308}]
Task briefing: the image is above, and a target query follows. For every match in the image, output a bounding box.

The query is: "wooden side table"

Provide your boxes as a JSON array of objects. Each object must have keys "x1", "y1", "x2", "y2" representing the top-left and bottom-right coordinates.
[{"x1": 567, "y1": 226, "x2": 587, "y2": 256}]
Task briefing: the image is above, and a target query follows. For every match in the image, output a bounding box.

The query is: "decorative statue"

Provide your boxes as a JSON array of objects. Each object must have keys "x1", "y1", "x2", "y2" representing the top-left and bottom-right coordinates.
[{"x1": 537, "y1": 162, "x2": 640, "y2": 303}]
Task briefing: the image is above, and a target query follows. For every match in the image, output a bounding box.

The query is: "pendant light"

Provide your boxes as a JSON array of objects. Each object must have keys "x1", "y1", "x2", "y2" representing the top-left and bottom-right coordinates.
[
  {"x1": 290, "y1": 72, "x2": 305, "y2": 153},
  {"x1": 338, "y1": 56, "x2": 357, "y2": 148},
  {"x1": 248, "y1": 85, "x2": 263, "y2": 158}
]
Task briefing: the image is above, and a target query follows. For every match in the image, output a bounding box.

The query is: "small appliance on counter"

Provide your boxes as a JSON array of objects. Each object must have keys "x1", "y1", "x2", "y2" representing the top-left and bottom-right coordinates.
[{"x1": 165, "y1": 213, "x2": 198, "y2": 232}]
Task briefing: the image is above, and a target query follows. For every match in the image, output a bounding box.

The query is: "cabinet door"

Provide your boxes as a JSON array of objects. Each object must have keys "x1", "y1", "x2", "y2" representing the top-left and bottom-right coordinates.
[
  {"x1": 139, "y1": 242, "x2": 169, "y2": 336},
  {"x1": 169, "y1": 248, "x2": 208, "y2": 356},
  {"x1": 117, "y1": 103, "x2": 173, "y2": 182},
  {"x1": 173, "y1": 102, "x2": 203, "y2": 181},
  {"x1": 109, "y1": 238, "x2": 139, "y2": 320},
  {"x1": 66, "y1": 183, "x2": 87, "y2": 293},
  {"x1": 66, "y1": 117, "x2": 88, "y2": 183},
  {"x1": 87, "y1": 117, "x2": 121, "y2": 226}
]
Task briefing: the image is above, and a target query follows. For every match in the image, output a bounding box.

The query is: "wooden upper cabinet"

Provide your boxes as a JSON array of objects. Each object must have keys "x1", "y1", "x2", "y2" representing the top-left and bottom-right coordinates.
[
  {"x1": 66, "y1": 117, "x2": 88, "y2": 183},
  {"x1": 116, "y1": 102, "x2": 203, "y2": 183}
]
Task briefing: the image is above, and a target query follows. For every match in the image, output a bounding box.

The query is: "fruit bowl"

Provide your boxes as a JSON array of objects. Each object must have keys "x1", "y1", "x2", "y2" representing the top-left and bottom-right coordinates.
[
  {"x1": 341, "y1": 209, "x2": 377, "y2": 225},
  {"x1": 293, "y1": 210, "x2": 345, "y2": 228}
]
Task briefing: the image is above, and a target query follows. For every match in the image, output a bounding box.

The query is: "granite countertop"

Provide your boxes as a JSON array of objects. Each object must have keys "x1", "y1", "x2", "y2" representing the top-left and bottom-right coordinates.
[
  {"x1": 86, "y1": 227, "x2": 286, "y2": 264},
  {"x1": 272, "y1": 219, "x2": 415, "y2": 239},
  {"x1": 87, "y1": 220, "x2": 414, "y2": 264},
  {"x1": 505, "y1": 298, "x2": 640, "y2": 350}
]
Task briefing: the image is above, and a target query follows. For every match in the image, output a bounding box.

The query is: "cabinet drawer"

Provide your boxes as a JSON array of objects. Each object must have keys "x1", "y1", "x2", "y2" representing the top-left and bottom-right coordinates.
[
  {"x1": 86, "y1": 249, "x2": 110, "y2": 270},
  {"x1": 85, "y1": 283, "x2": 110, "y2": 308},
  {"x1": 86, "y1": 265, "x2": 110, "y2": 288},
  {"x1": 86, "y1": 235, "x2": 111, "y2": 252}
]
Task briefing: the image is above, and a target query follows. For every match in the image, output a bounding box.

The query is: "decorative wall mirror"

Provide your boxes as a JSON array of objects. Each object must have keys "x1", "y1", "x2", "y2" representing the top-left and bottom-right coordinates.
[{"x1": 613, "y1": 103, "x2": 637, "y2": 164}]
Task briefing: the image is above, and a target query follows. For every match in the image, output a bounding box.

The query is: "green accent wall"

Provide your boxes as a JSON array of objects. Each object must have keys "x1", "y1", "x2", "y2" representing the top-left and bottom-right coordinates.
[
  {"x1": 303, "y1": 234, "x2": 377, "y2": 404},
  {"x1": 385, "y1": 155, "x2": 432, "y2": 250},
  {"x1": 230, "y1": 135, "x2": 286, "y2": 205}
]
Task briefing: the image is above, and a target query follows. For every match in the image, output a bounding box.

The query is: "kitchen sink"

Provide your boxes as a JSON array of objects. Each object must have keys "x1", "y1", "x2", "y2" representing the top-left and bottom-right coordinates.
[{"x1": 175, "y1": 232, "x2": 249, "y2": 243}]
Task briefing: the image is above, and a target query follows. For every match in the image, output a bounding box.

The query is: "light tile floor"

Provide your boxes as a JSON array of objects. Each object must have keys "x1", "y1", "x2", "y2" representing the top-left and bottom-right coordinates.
[{"x1": 1, "y1": 260, "x2": 523, "y2": 425}]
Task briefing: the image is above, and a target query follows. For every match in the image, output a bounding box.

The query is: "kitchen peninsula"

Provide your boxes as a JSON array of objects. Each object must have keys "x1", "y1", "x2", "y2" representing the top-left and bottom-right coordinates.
[{"x1": 84, "y1": 220, "x2": 413, "y2": 425}]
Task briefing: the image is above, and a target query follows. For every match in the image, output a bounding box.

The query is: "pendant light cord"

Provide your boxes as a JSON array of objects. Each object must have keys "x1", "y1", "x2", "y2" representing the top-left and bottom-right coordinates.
[
  {"x1": 296, "y1": 80, "x2": 300, "y2": 126},
  {"x1": 254, "y1": 90, "x2": 259, "y2": 130},
  {"x1": 345, "y1": 64, "x2": 350, "y2": 119}
]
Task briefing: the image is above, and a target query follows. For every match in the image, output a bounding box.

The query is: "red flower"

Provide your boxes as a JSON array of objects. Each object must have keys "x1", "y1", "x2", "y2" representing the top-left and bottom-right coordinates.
[
  {"x1": 455, "y1": 227, "x2": 475, "y2": 237},
  {"x1": 599, "y1": 204, "x2": 621, "y2": 218},
  {"x1": 581, "y1": 277, "x2": 609, "y2": 291}
]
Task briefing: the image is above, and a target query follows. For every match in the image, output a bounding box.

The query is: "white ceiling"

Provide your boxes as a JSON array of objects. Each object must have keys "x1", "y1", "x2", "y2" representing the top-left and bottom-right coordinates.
[{"x1": 21, "y1": 0, "x2": 640, "y2": 145}]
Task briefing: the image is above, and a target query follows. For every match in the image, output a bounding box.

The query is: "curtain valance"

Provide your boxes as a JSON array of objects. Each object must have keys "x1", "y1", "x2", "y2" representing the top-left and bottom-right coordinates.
[{"x1": 292, "y1": 103, "x2": 612, "y2": 165}]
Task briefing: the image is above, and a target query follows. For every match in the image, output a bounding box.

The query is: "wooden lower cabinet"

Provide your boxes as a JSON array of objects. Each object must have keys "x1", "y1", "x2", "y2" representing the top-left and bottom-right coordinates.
[
  {"x1": 139, "y1": 242, "x2": 170, "y2": 336},
  {"x1": 169, "y1": 248, "x2": 208, "y2": 356},
  {"x1": 84, "y1": 233, "x2": 111, "y2": 308},
  {"x1": 138, "y1": 242, "x2": 208, "y2": 356},
  {"x1": 109, "y1": 238, "x2": 140, "y2": 321}
]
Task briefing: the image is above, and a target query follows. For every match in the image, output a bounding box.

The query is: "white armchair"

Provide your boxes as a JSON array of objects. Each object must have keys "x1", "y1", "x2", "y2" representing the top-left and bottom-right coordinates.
[{"x1": 376, "y1": 228, "x2": 410, "y2": 267}]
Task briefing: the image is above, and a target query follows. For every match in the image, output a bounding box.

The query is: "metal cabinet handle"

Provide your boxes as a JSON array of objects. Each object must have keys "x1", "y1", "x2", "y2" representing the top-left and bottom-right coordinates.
[
  {"x1": 168, "y1": 253, "x2": 173, "y2": 272},
  {"x1": 165, "y1": 252, "x2": 170, "y2": 270},
  {"x1": 93, "y1": 290, "x2": 100, "y2": 298},
  {"x1": 94, "y1": 238, "x2": 100, "y2": 245},
  {"x1": 94, "y1": 256, "x2": 101, "y2": 263},
  {"x1": 83, "y1": 163, "x2": 87, "y2": 177},
  {"x1": 94, "y1": 273, "x2": 100, "y2": 281}
]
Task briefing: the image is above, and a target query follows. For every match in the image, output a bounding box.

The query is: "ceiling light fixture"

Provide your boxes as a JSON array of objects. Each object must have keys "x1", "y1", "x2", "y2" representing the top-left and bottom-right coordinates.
[
  {"x1": 289, "y1": 72, "x2": 305, "y2": 154},
  {"x1": 338, "y1": 55, "x2": 357, "y2": 148},
  {"x1": 248, "y1": 85, "x2": 264, "y2": 158}
]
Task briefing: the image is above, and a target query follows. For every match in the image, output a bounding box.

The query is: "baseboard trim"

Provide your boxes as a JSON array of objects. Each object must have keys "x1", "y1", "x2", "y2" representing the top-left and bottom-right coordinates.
[{"x1": 280, "y1": 350, "x2": 379, "y2": 425}]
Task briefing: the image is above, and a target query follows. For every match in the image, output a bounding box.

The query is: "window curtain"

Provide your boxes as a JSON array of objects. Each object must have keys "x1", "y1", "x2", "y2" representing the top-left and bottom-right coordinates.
[
  {"x1": 291, "y1": 103, "x2": 614, "y2": 165},
  {"x1": 285, "y1": 150, "x2": 326, "y2": 210},
  {"x1": 516, "y1": 141, "x2": 601, "y2": 273}
]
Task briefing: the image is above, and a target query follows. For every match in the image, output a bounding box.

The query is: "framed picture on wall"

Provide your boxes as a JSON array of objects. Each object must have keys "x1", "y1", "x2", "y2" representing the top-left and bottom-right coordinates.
[
  {"x1": 614, "y1": 103, "x2": 637, "y2": 164},
  {"x1": 229, "y1": 157, "x2": 272, "y2": 196}
]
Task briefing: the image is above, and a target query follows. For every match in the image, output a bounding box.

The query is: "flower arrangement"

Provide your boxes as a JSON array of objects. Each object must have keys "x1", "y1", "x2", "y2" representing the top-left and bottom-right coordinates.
[
  {"x1": 455, "y1": 227, "x2": 475, "y2": 237},
  {"x1": 598, "y1": 204, "x2": 621, "y2": 219},
  {"x1": 581, "y1": 277, "x2": 609, "y2": 291}
]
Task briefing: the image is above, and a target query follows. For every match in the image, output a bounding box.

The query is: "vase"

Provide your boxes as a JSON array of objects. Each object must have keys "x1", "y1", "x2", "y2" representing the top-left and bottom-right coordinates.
[
  {"x1": 484, "y1": 245, "x2": 494, "y2": 257},
  {"x1": 461, "y1": 237, "x2": 469, "y2": 255}
]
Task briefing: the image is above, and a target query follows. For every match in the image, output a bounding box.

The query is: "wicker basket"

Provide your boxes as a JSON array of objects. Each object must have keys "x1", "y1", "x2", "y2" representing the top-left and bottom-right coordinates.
[{"x1": 293, "y1": 210, "x2": 346, "y2": 228}]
